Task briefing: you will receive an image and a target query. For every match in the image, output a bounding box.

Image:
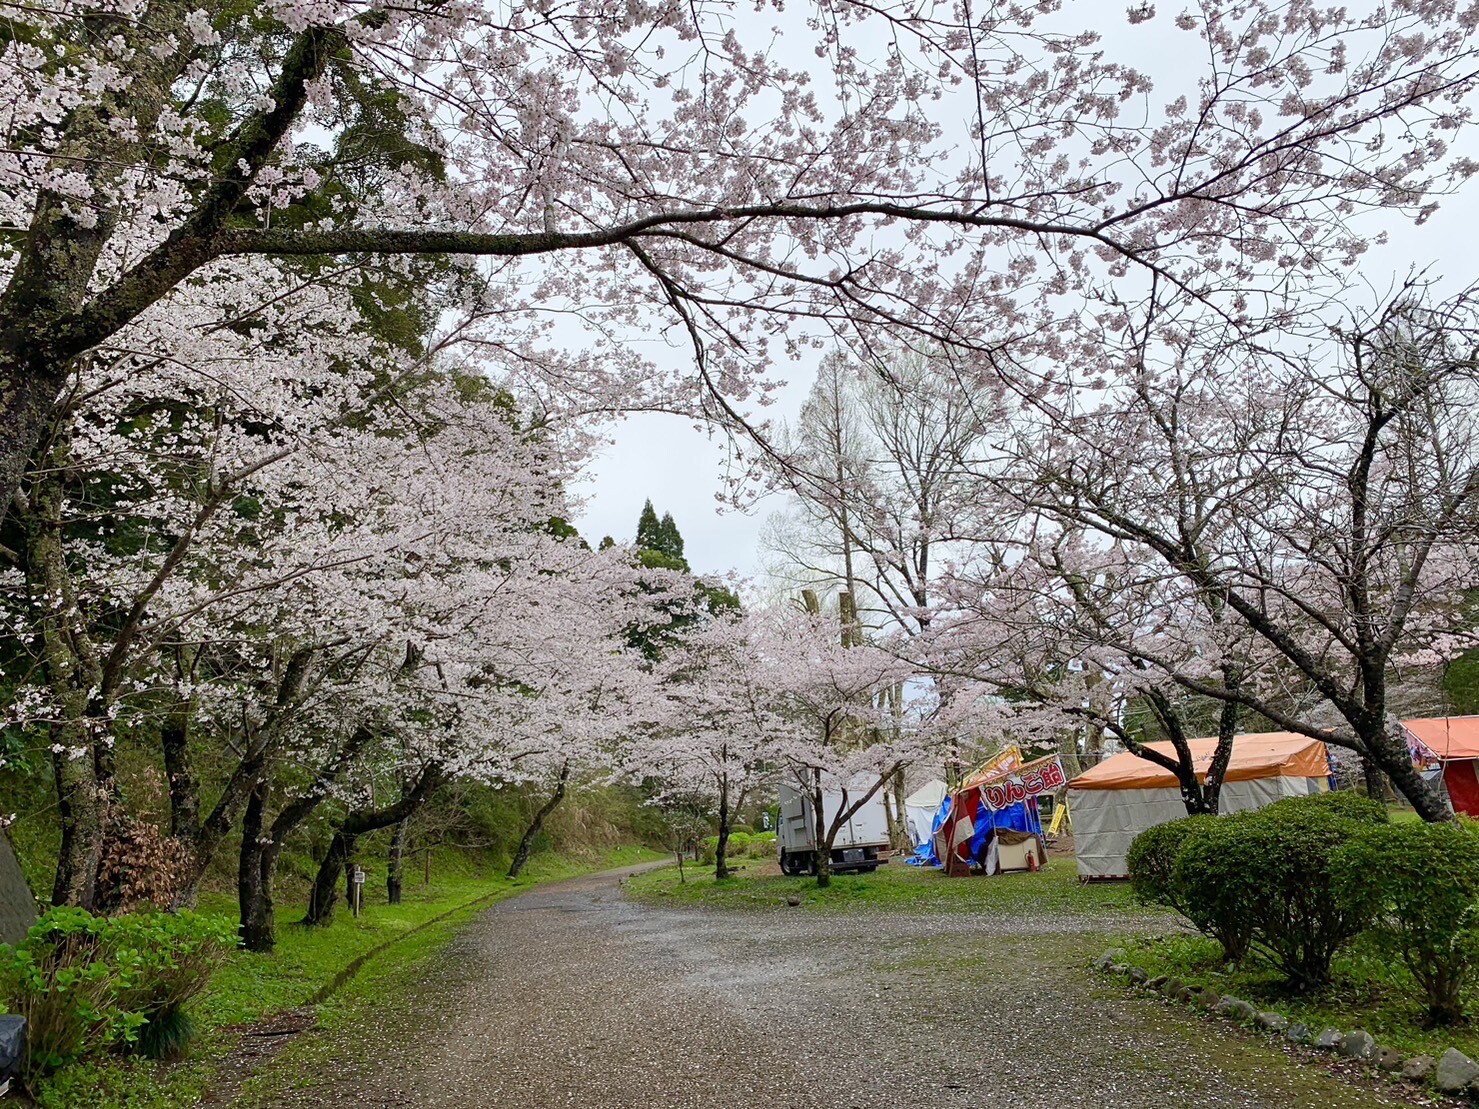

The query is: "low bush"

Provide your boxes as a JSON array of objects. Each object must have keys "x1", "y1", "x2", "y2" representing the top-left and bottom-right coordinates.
[
  {"x1": 1333, "y1": 820, "x2": 1479, "y2": 1026},
  {"x1": 107, "y1": 912, "x2": 235, "y2": 1059},
  {"x1": 1175, "y1": 803, "x2": 1370, "y2": 989},
  {"x1": 1263, "y1": 790, "x2": 1390, "y2": 827},
  {"x1": 0, "y1": 907, "x2": 236, "y2": 1085},
  {"x1": 1126, "y1": 815, "x2": 1216, "y2": 912},
  {"x1": 0, "y1": 910, "x2": 131, "y2": 1088}
]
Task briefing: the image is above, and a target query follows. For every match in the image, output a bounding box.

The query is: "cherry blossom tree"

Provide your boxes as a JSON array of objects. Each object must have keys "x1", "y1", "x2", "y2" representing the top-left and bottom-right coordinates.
[
  {"x1": 976, "y1": 283, "x2": 1479, "y2": 821},
  {"x1": 3, "y1": 0, "x2": 1479, "y2": 522},
  {"x1": 635, "y1": 608, "x2": 786, "y2": 880}
]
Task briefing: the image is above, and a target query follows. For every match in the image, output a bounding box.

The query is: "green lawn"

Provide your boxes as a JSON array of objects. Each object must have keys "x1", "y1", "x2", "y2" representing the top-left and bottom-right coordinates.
[
  {"x1": 30, "y1": 844, "x2": 665, "y2": 1109},
  {"x1": 626, "y1": 852, "x2": 1145, "y2": 916}
]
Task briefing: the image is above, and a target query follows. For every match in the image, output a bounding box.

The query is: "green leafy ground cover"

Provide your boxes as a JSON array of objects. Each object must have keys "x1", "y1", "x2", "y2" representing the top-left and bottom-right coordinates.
[
  {"x1": 26, "y1": 845, "x2": 664, "y2": 1109},
  {"x1": 626, "y1": 852, "x2": 1145, "y2": 916}
]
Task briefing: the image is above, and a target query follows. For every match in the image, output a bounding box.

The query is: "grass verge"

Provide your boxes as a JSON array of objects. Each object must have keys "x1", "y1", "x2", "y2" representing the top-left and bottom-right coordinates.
[
  {"x1": 625, "y1": 852, "x2": 1147, "y2": 916},
  {"x1": 28, "y1": 845, "x2": 665, "y2": 1109},
  {"x1": 1121, "y1": 929, "x2": 1479, "y2": 1062}
]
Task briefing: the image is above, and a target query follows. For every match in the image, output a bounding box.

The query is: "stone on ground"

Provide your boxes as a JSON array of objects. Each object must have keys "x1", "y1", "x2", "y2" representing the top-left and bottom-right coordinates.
[
  {"x1": 1401, "y1": 1055, "x2": 1436, "y2": 1082},
  {"x1": 1436, "y1": 1048, "x2": 1479, "y2": 1093},
  {"x1": 1195, "y1": 988, "x2": 1219, "y2": 1009},
  {"x1": 1284, "y1": 1023, "x2": 1311, "y2": 1045},
  {"x1": 1313, "y1": 1029, "x2": 1344, "y2": 1051},
  {"x1": 1373, "y1": 1048, "x2": 1402, "y2": 1072},
  {"x1": 1215, "y1": 997, "x2": 1255, "y2": 1021},
  {"x1": 1095, "y1": 949, "x2": 1125, "y2": 969},
  {"x1": 1339, "y1": 1031, "x2": 1376, "y2": 1061},
  {"x1": 1254, "y1": 1012, "x2": 1288, "y2": 1033}
]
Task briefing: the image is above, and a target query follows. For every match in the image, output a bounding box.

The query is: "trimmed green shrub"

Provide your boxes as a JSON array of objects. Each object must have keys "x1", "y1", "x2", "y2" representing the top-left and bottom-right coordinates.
[
  {"x1": 1333, "y1": 821, "x2": 1479, "y2": 1026},
  {"x1": 745, "y1": 832, "x2": 776, "y2": 858},
  {"x1": 729, "y1": 823, "x2": 756, "y2": 837},
  {"x1": 1127, "y1": 815, "x2": 1216, "y2": 912},
  {"x1": 1174, "y1": 805, "x2": 1370, "y2": 989},
  {"x1": 1263, "y1": 790, "x2": 1389, "y2": 826}
]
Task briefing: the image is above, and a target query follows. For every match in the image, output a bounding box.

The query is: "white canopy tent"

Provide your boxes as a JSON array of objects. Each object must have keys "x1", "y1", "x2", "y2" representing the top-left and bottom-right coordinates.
[{"x1": 904, "y1": 779, "x2": 949, "y2": 847}]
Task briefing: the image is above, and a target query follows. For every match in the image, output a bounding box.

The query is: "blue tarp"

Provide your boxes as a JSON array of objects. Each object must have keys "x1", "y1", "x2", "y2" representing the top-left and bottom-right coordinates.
[{"x1": 905, "y1": 789, "x2": 1043, "y2": 868}]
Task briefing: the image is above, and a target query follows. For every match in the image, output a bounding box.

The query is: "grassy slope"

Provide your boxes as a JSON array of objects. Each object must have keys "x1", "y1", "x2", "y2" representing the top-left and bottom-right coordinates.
[{"x1": 31, "y1": 845, "x2": 665, "y2": 1109}]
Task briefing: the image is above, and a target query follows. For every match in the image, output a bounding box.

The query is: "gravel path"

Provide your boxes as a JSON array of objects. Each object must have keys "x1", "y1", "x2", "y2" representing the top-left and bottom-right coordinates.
[{"x1": 241, "y1": 865, "x2": 1406, "y2": 1109}]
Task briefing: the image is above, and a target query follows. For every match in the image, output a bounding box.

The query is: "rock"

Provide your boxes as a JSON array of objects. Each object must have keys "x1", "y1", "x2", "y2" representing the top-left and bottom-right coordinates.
[
  {"x1": 1163, "y1": 978, "x2": 1184, "y2": 995},
  {"x1": 0, "y1": 1015, "x2": 24, "y2": 1079},
  {"x1": 1147, "y1": 975, "x2": 1168, "y2": 990},
  {"x1": 1215, "y1": 997, "x2": 1255, "y2": 1021},
  {"x1": 1094, "y1": 948, "x2": 1126, "y2": 970},
  {"x1": 1375, "y1": 1047, "x2": 1403, "y2": 1072},
  {"x1": 1312, "y1": 1028, "x2": 1343, "y2": 1051},
  {"x1": 1195, "y1": 988, "x2": 1220, "y2": 1009},
  {"x1": 1284, "y1": 1023, "x2": 1311, "y2": 1045},
  {"x1": 1254, "y1": 1011, "x2": 1289, "y2": 1033},
  {"x1": 1401, "y1": 1055, "x2": 1436, "y2": 1083},
  {"x1": 1340, "y1": 1030, "x2": 1376, "y2": 1061},
  {"x1": 1127, "y1": 966, "x2": 1149, "y2": 985},
  {"x1": 1174, "y1": 986, "x2": 1195, "y2": 1004},
  {"x1": 785, "y1": 895, "x2": 801, "y2": 907},
  {"x1": 1109, "y1": 963, "x2": 1128, "y2": 975},
  {"x1": 1435, "y1": 1048, "x2": 1479, "y2": 1093}
]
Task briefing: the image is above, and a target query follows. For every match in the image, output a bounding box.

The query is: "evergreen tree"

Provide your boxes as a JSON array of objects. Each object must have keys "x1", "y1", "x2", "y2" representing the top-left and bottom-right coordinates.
[
  {"x1": 635, "y1": 500, "x2": 664, "y2": 552},
  {"x1": 656, "y1": 512, "x2": 685, "y2": 561}
]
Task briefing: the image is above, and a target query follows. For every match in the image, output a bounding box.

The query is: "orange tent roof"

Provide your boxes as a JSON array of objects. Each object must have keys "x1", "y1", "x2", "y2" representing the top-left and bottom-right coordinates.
[
  {"x1": 1404, "y1": 717, "x2": 1479, "y2": 761},
  {"x1": 1069, "y1": 732, "x2": 1330, "y2": 791}
]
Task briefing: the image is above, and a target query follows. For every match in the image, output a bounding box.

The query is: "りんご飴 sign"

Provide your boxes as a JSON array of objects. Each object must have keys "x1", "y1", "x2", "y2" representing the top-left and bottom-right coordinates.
[{"x1": 980, "y1": 755, "x2": 1066, "y2": 812}]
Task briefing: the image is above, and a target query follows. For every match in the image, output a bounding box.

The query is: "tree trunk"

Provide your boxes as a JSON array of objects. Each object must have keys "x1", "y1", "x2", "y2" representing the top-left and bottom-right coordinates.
[
  {"x1": 1362, "y1": 756, "x2": 1391, "y2": 803},
  {"x1": 50, "y1": 744, "x2": 102, "y2": 910},
  {"x1": 1370, "y1": 722, "x2": 1451, "y2": 822},
  {"x1": 811, "y1": 772, "x2": 831, "y2": 889},
  {"x1": 303, "y1": 764, "x2": 443, "y2": 926},
  {"x1": 892, "y1": 769, "x2": 908, "y2": 850},
  {"x1": 306, "y1": 827, "x2": 357, "y2": 924},
  {"x1": 508, "y1": 763, "x2": 569, "y2": 879},
  {"x1": 387, "y1": 819, "x2": 408, "y2": 905},
  {"x1": 237, "y1": 780, "x2": 276, "y2": 953},
  {"x1": 714, "y1": 775, "x2": 732, "y2": 880}
]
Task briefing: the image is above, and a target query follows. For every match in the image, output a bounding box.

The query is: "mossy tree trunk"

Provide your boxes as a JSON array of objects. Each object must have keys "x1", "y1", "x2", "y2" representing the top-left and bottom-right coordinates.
[{"x1": 508, "y1": 762, "x2": 570, "y2": 879}]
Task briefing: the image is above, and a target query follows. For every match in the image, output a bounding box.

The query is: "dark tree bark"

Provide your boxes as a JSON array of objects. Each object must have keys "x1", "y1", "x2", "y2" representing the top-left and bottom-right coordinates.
[
  {"x1": 237, "y1": 779, "x2": 275, "y2": 953},
  {"x1": 714, "y1": 772, "x2": 733, "y2": 881},
  {"x1": 508, "y1": 762, "x2": 570, "y2": 879},
  {"x1": 234, "y1": 726, "x2": 374, "y2": 951},
  {"x1": 387, "y1": 818, "x2": 408, "y2": 905},
  {"x1": 303, "y1": 763, "x2": 443, "y2": 926}
]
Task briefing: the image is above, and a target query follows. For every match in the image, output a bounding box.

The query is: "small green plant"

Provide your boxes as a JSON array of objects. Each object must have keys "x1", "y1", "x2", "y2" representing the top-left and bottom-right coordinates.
[
  {"x1": 0, "y1": 909, "x2": 134, "y2": 1088},
  {"x1": 0, "y1": 907, "x2": 236, "y2": 1085},
  {"x1": 105, "y1": 911, "x2": 236, "y2": 1060},
  {"x1": 1333, "y1": 820, "x2": 1479, "y2": 1026}
]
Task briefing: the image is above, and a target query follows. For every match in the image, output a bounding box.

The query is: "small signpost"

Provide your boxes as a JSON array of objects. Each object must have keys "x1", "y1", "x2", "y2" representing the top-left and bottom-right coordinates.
[{"x1": 350, "y1": 865, "x2": 366, "y2": 918}]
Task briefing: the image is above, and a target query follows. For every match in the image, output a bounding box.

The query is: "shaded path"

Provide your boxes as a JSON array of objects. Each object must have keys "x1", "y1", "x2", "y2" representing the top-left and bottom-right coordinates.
[{"x1": 239, "y1": 865, "x2": 1405, "y2": 1109}]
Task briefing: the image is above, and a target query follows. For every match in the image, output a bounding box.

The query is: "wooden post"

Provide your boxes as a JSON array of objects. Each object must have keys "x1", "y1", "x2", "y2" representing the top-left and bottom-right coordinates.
[{"x1": 424, "y1": 847, "x2": 431, "y2": 886}]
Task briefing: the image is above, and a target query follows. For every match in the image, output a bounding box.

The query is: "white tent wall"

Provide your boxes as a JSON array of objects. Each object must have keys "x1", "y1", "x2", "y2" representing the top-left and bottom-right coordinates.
[
  {"x1": 1070, "y1": 776, "x2": 1325, "y2": 879},
  {"x1": 905, "y1": 805, "x2": 937, "y2": 846}
]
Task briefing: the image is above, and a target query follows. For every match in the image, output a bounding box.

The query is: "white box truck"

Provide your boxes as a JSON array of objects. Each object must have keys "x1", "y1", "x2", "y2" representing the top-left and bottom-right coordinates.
[{"x1": 777, "y1": 778, "x2": 891, "y2": 875}]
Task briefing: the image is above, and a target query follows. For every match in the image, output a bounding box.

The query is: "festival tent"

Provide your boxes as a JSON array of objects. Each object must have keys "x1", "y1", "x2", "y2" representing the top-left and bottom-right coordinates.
[
  {"x1": 1403, "y1": 717, "x2": 1479, "y2": 816},
  {"x1": 924, "y1": 753, "x2": 1062, "y2": 874},
  {"x1": 904, "y1": 779, "x2": 949, "y2": 847},
  {"x1": 1067, "y1": 733, "x2": 1332, "y2": 879}
]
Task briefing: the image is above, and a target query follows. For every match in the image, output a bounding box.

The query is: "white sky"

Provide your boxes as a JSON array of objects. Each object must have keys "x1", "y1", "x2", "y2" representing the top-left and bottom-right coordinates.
[{"x1": 570, "y1": 6, "x2": 1479, "y2": 585}]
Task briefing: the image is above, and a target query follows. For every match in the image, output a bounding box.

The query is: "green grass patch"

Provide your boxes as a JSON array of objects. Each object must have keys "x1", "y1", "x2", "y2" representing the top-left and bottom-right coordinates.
[
  {"x1": 626, "y1": 854, "x2": 1147, "y2": 916},
  {"x1": 1122, "y1": 930, "x2": 1479, "y2": 1060},
  {"x1": 29, "y1": 844, "x2": 664, "y2": 1109}
]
